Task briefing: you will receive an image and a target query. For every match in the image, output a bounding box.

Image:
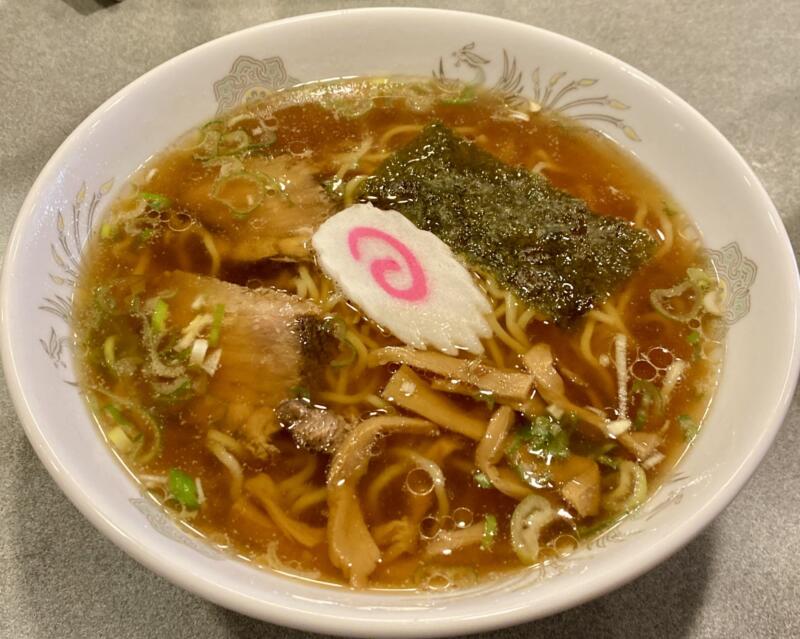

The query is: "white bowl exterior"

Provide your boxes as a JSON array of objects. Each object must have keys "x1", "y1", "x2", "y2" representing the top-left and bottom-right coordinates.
[{"x1": 3, "y1": 8, "x2": 798, "y2": 637}]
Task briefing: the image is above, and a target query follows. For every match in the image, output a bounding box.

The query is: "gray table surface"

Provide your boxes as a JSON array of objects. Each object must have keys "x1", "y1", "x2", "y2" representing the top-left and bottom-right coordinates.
[{"x1": 1, "y1": 1, "x2": 798, "y2": 637}]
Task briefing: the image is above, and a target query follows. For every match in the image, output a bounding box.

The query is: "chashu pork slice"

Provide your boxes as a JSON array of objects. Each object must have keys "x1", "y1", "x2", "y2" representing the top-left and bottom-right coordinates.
[
  {"x1": 179, "y1": 155, "x2": 334, "y2": 262},
  {"x1": 155, "y1": 270, "x2": 334, "y2": 458}
]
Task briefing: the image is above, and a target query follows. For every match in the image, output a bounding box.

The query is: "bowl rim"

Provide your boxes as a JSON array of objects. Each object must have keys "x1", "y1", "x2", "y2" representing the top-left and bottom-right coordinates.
[{"x1": 3, "y1": 7, "x2": 799, "y2": 637}]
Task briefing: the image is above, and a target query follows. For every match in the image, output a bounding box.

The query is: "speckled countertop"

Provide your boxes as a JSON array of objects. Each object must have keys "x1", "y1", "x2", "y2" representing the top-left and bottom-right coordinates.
[{"x1": 1, "y1": 1, "x2": 798, "y2": 637}]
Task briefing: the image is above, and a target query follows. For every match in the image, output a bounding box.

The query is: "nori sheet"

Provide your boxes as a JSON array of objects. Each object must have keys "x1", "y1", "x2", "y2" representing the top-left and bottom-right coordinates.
[{"x1": 359, "y1": 123, "x2": 654, "y2": 322}]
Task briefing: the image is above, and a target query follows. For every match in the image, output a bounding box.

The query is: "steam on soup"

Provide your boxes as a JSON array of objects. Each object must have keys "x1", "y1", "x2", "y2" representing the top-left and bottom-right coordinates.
[{"x1": 73, "y1": 77, "x2": 725, "y2": 590}]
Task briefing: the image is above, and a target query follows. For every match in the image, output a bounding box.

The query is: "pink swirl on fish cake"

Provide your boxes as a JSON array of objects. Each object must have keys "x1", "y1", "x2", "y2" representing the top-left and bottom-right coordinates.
[{"x1": 347, "y1": 226, "x2": 428, "y2": 302}]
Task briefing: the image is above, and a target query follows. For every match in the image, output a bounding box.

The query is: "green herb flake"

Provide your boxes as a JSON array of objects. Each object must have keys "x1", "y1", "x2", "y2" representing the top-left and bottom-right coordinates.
[
  {"x1": 474, "y1": 471, "x2": 493, "y2": 489},
  {"x1": 474, "y1": 391, "x2": 496, "y2": 411},
  {"x1": 140, "y1": 192, "x2": 172, "y2": 211},
  {"x1": 150, "y1": 298, "x2": 169, "y2": 334},
  {"x1": 525, "y1": 415, "x2": 571, "y2": 460},
  {"x1": 102, "y1": 335, "x2": 117, "y2": 370},
  {"x1": 168, "y1": 468, "x2": 200, "y2": 509},
  {"x1": 686, "y1": 267, "x2": 715, "y2": 292},
  {"x1": 207, "y1": 303, "x2": 225, "y2": 347},
  {"x1": 360, "y1": 123, "x2": 654, "y2": 322},
  {"x1": 290, "y1": 385, "x2": 311, "y2": 401},
  {"x1": 441, "y1": 84, "x2": 477, "y2": 105},
  {"x1": 482, "y1": 514, "x2": 498, "y2": 550},
  {"x1": 597, "y1": 455, "x2": 619, "y2": 470},
  {"x1": 103, "y1": 404, "x2": 140, "y2": 441},
  {"x1": 210, "y1": 171, "x2": 266, "y2": 216},
  {"x1": 678, "y1": 414, "x2": 699, "y2": 441},
  {"x1": 100, "y1": 223, "x2": 116, "y2": 240},
  {"x1": 631, "y1": 379, "x2": 663, "y2": 429}
]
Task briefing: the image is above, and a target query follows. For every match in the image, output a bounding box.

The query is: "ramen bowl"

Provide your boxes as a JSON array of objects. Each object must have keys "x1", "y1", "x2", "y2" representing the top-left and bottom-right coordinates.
[{"x1": 2, "y1": 8, "x2": 798, "y2": 637}]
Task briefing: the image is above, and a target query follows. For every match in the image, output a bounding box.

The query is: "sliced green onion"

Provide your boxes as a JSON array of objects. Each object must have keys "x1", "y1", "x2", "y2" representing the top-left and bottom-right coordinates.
[
  {"x1": 289, "y1": 385, "x2": 311, "y2": 401},
  {"x1": 650, "y1": 280, "x2": 703, "y2": 323},
  {"x1": 322, "y1": 316, "x2": 356, "y2": 368},
  {"x1": 474, "y1": 471, "x2": 492, "y2": 489},
  {"x1": 474, "y1": 391, "x2": 496, "y2": 411},
  {"x1": 210, "y1": 171, "x2": 266, "y2": 216},
  {"x1": 107, "y1": 425, "x2": 135, "y2": 454},
  {"x1": 330, "y1": 97, "x2": 374, "y2": 118},
  {"x1": 217, "y1": 130, "x2": 251, "y2": 155},
  {"x1": 631, "y1": 379, "x2": 662, "y2": 429},
  {"x1": 577, "y1": 514, "x2": 624, "y2": 539},
  {"x1": 152, "y1": 376, "x2": 192, "y2": 399},
  {"x1": 510, "y1": 494, "x2": 555, "y2": 564},
  {"x1": 597, "y1": 454, "x2": 619, "y2": 470},
  {"x1": 686, "y1": 267, "x2": 716, "y2": 292},
  {"x1": 151, "y1": 298, "x2": 169, "y2": 334},
  {"x1": 100, "y1": 223, "x2": 115, "y2": 240},
  {"x1": 140, "y1": 192, "x2": 172, "y2": 211},
  {"x1": 441, "y1": 84, "x2": 477, "y2": 105},
  {"x1": 521, "y1": 415, "x2": 571, "y2": 460},
  {"x1": 103, "y1": 404, "x2": 140, "y2": 441},
  {"x1": 678, "y1": 414, "x2": 699, "y2": 441},
  {"x1": 330, "y1": 338, "x2": 357, "y2": 368},
  {"x1": 207, "y1": 304, "x2": 224, "y2": 347},
  {"x1": 602, "y1": 461, "x2": 647, "y2": 514},
  {"x1": 102, "y1": 335, "x2": 117, "y2": 369},
  {"x1": 168, "y1": 468, "x2": 200, "y2": 509},
  {"x1": 482, "y1": 514, "x2": 498, "y2": 550},
  {"x1": 194, "y1": 129, "x2": 221, "y2": 160},
  {"x1": 95, "y1": 389, "x2": 161, "y2": 463}
]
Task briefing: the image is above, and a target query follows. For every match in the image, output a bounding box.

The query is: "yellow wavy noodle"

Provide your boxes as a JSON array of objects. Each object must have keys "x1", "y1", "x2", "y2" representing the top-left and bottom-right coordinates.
[
  {"x1": 379, "y1": 124, "x2": 425, "y2": 148},
  {"x1": 366, "y1": 459, "x2": 413, "y2": 514},
  {"x1": 278, "y1": 456, "x2": 318, "y2": 505},
  {"x1": 290, "y1": 486, "x2": 328, "y2": 517},
  {"x1": 577, "y1": 318, "x2": 616, "y2": 398},
  {"x1": 485, "y1": 337, "x2": 506, "y2": 368},
  {"x1": 614, "y1": 284, "x2": 636, "y2": 320},
  {"x1": 343, "y1": 174, "x2": 369, "y2": 207},
  {"x1": 207, "y1": 441, "x2": 244, "y2": 500},
  {"x1": 634, "y1": 200, "x2": 648, "y2": 228},
  {"x1": 653, "y1": 205, "x2": 675, "y2": 259}
]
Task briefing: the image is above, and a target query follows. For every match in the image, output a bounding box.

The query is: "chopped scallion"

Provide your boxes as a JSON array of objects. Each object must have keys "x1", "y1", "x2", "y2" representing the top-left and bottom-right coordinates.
[
  {"x1": 151, "y1": 298, "x2": 169, "y2": 334},
  {"x1": 474, "y1": 471, "x2": 492, "y2": 489},
  {"x1": 168, "y1": 468, "x2": 200, "y2": 509},
  {"x1": 330, "y1": 338, "x2": 357, "y2": 368},
  {"x1": 482, "y1": 514, "x2": 498, "y2": 550},
  {"x1": 207, "y1": 304, "x2": 225, "y2": 347},
  {"x1": 140, "y1": 192, "x2": 172, "y2": 211},
  {"x1": 107, "y1": 425, "x2": 135, "y2": 454},
  {"x1": 217, "y1": 130, "x2": 251, "y2": 155},
  {"x1": 441, "y1": 84, "x2": 477, "y2": 105},
  {"x1": 474, "y1": 392, "x2": 496, "y2": 411},
  {"x1": 597, "y1": 454, "x2": 619, "y2": 470},
  {"x1": 210, "y1": 171, "x2": 266, "y2": 215},
  {"x1": 631, "y1": 379, "x2": 662, "y2": 429},
  {"x1": 678, "y1": 414, "x2": 699, "y2": 441},
  {"x1": 100, "y1": 223, "x2": 116, "y2": 240},
  {"x1": 102, "y1": 335, "x2": 116, "y2": 370},
  {"x1": 103, "y1": 404, "x2": 140, "y2": 441},
  {"x1": 289, "y1": 385, "x2": 311, "y2": 401}
]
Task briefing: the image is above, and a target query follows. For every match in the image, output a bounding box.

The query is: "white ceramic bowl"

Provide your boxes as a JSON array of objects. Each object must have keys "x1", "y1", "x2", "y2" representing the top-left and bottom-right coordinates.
[{"x1": 2, "y1": 8, "x2": 798, "y2": 637}]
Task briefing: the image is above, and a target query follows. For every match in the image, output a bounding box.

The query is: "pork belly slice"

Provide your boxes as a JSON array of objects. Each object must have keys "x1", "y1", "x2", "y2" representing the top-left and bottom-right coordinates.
[
  {"x1": 179, "y1": 155, "x2": 334, "y2": 262},
  {"x1": 155, "y1": 270, "x2": 334, "y2": 458}
]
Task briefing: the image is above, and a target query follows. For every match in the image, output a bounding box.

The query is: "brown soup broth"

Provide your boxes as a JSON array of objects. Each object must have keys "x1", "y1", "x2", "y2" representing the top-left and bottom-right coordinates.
[{"x1": 73, "y1": 78, "x2": 722, "y2": 589}]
